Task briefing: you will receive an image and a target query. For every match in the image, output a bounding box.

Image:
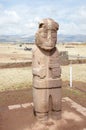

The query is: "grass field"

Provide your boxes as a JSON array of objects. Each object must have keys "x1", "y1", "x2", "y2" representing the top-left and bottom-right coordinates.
[
  {"x1": 61, "y1": 64, "x2": 86, "y2": 82},
  {"x1": 57, "y1": 44, "x2": 86, "y2": 57},
  {"x1": 0, "y1": 43, "x2": 86, "y2": 107},
  {"x1": 0, "y1": 67, "x2": 32, "y2": 91},
  {"x1": 0, "y1": 64, "x2": 86, "y2": 91}
]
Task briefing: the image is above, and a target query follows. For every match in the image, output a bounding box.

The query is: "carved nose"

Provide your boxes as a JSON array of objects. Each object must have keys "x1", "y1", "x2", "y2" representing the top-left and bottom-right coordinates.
[
  {"x1": 47, "y1": 31, "x2": 52, "y2": 45},
  {"x1": 47, "y1": 31, "x2": 52, "y2": 40}
]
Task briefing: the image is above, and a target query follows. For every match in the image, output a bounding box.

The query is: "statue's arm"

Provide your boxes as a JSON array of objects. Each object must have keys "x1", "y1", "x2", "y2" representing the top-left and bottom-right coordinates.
[
  {"x1": 32, "y1": 66, "x2": 46, "y2": 78},
  {"x1": 32, "y1": 48, "x2": 46, "y2": 78}
]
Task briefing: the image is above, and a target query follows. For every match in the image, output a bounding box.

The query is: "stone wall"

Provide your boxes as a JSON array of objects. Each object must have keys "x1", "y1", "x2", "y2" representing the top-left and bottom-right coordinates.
[{"x1": 59, "y1": 51, "x2": 69, "y2": 65}]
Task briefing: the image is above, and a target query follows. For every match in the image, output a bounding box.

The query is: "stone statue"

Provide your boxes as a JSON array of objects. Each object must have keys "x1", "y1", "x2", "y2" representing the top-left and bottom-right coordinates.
[{"x1": 32, "y1": 18, "x2": 62, "y2": 122}]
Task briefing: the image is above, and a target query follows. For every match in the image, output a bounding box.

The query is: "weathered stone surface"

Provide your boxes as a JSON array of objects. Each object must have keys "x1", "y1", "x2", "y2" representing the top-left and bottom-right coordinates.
[
  {"x1": 35, "y1": 18, "x2": 59, "y2": 51},
  {"x1": 47, "y1": 79, "x2": 62, "y2": 88},
  {"x1": 33, "y1": 79, "x2": 62, "y2": 89},
  {"x1": 32, "y1": 18, "x2": 62, "y2": 121},
  {"x1": 33, "y1": 88, "x2": 61, "y2": 112}
]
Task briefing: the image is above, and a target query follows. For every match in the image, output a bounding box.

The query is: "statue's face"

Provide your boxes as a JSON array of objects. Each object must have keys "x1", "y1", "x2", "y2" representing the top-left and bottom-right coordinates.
[{"x1": 35, "y1": 18, "x2": 59, "y2": 50}]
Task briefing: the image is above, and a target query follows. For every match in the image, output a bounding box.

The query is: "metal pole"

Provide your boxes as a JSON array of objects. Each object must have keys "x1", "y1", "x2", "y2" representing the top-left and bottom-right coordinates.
[{"x1": 70, "y1": 63, "x2": 72, "y2": 88}]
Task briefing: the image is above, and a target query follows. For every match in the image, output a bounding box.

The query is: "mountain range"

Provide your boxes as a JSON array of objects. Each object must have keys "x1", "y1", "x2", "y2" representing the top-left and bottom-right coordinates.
[{"x1": 0, "y1": 34, "x2": 86, "y2": 43}]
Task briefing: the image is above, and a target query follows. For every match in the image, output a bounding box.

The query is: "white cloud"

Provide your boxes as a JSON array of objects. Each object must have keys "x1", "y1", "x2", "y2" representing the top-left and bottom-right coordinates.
[
  {"x1": 57, "y1": 6, "x2": 86, "y2": 35},
  {"x1": 0, "y1": 3, "x2": 86, "y2": 35},
  {"x1": 0, "y1": 6, "x2": 37, "y2": 35},
  {"x1": 2, "y1": 10, "x2": 20, "y2": 24},
  {"x1": 59, "y1": 23, "x2": 79, "y2": 35},
  {"x1": 70, "y1": 6, "x2": 86, "y2": 24}
]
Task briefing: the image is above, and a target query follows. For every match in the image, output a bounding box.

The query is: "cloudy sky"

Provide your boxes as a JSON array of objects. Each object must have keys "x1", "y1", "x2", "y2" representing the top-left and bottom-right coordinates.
[{"x1": 0, "y1": 0, "x2": 86, "y2": 36}]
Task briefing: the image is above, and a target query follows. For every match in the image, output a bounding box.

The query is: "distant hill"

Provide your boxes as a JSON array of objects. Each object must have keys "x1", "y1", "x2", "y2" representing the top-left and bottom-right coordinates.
[
  {"x1": 0, "y1": 35, "x2": 34, "y2": 43},
  {"x1": 0, "y1": 34, "x2": 86, "y2": 43},
  {"x1": 58, "y1": 34, "x2": 86, "y2": 43}
]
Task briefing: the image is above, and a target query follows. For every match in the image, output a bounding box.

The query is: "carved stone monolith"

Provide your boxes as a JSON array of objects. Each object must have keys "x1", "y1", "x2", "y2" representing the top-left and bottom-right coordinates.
[{"x1": 32, "y1": 18, "x2": 62, "y2": 122}]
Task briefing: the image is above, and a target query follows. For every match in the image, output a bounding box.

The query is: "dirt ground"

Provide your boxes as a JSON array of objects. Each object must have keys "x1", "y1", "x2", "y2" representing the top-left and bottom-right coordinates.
[
  {"x1": 0, "y1": 97, "x2": 86, "y2": 130},
  {"x1": 0, "y1": 81, "x2": 86, "y2": 108},
  {"x1": 0, "y1": 82, "x2": 86, "y2": 130}
]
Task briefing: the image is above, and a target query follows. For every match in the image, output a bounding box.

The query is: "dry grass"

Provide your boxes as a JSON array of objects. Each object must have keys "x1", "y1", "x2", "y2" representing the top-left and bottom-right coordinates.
[
  {"x1": 57, "y1": 44, "x2": 86, "y2": 57},
  {"x1": 0, "y1": 44, "x2": 86, "y2": 107},
  {"x1": 0, "y1": 44, "x2": 86, "y2": 63},
  {"x1": 61, "y1": 64, "x2": 86, "y2": 82},
  {"x1": 0, "y1": 44, "x2": 33, "y2": 62},
  {"x1": 0, "y1": 67, "x2": 32, "y2": 91},
  {"x1": 0, "y1": 64, "x2": 86, "y2": 91},
  {"x1": 0, "y1": 43, "x2": 86, "y2": 91}
]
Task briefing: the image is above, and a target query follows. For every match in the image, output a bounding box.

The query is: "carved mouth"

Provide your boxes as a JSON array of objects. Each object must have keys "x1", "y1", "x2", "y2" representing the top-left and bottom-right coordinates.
[{"x1": 41, "y1": 45, "x2": 54, "y2": 50}]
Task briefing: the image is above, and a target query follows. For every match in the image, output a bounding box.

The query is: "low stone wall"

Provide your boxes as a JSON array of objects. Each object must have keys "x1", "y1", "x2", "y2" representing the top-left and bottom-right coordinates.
[
  {"x1": 0, "y1": 61, "x2": 32, "y2": 69},
  {"x1": 69, "y1": 59, "x2": 86, "y2": 64},
  {"x1": 0, "y1": 58, "x2": 86, "y2": 69},
  {"x1": 59, "y1": 51, "x2": 69, "y2": 65},
  {"x1": 59, "y1": 51, "x2": 86, "y2": 65}
]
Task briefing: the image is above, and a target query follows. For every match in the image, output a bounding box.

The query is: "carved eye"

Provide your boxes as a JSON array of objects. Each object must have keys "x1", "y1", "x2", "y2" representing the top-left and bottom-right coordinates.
[{"x1": 39, "y1": 23, "x2": 44, "y2": 28}]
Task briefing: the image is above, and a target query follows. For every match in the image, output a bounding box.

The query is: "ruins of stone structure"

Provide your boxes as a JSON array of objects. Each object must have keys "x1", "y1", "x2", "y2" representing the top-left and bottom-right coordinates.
[{"x1": 32, "y1": 18, "x2": 62, "y2": 122}]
